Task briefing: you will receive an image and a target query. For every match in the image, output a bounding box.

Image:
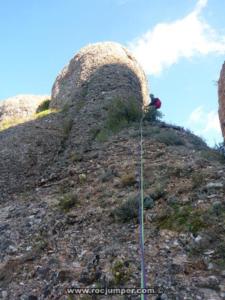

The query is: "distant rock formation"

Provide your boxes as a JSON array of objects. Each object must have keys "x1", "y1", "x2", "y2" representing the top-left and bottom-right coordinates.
[
  {"x1": 218, "y1": 62, "x2": 225, "y2": 140},
  {"x1": 51, "y1": 42, "x2": 149, "y2": 110},
  {"x1": 0, "y1": 94, "x2": 50, "y2": 124}
]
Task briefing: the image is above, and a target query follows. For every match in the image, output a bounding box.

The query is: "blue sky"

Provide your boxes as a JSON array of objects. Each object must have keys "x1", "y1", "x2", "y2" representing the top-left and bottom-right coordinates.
[{"x1": 0, "y1": 0, "x2": 225, "y2": 146}]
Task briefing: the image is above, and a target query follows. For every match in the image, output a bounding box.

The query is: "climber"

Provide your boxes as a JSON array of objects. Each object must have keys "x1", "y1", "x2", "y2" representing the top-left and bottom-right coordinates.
[{"x1": 149, "y1": 94, "x2": 161, "y2": 109}]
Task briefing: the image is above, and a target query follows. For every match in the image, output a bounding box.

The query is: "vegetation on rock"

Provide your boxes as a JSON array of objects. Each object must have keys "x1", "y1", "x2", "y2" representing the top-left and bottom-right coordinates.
[
  {"x1": 1, "y1": 46, "x2": 225, "y2": 299},
  {"x1": 144, "y1": 105, "x2": 163, "y2": 122},
  {"x1": 58, "y1": 192, "x2": 78, "y2": 212},
  {"x1": 96, "y1": 97, "x2": 141, "y2": 141},
  {"x1": 113, "y1": 196, "x2": 139, "y2": 222},
  {"x1": 36, "y1": 99, "x2": 51, "y2": 113}
]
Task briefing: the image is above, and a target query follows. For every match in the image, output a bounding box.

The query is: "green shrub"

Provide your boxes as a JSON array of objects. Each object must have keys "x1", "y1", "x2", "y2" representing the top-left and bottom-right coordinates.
[
  {"x1": 214, "y1": 142, "x2": 225, "y2": 154},
  {"x1": 144, "y1": 106, "x2": 163, "y2": 122},
  {"x1": 143, "y1": 196, "x2": 154, "y2": 209},
  {"x1": 111, "y1": 259, "x2": 131, "y2": 284},
  {"x1": 191, "y1": 172, "x2": 205, "y2": 189},
  {"x1": 156, "y1": 204, "x2": 208, "y2": 234},
  {"x1": 211, "y1": 201, "x2": 224, "y2": 217},
  {"x1": 33, "y1": 236, "x2": 48, "y2": 251},
  {"x1": 114, "y1": 197, "x2": 139, "y2": 222},
  {"x1": 106, "y1": 97, "x2": 141, "y2": 131},
  {"x1": 96, "y1": 97, "x2": 142, "y2": 142},
  {"x1": 150, "y1": 182, "x2": 167, "y2": 200},
  {"x1": 96, "y1": 128, "x2": 110, "y2": 142},
  {"x1": 201, "y1": 149, "x2": 225, "y2": 164},
  {"x1": 59, "y1": 192, "x2": 78, "y2": 212},
  {"x1": 154, "y1": 131, "x2": 185, "y2": 146},
  {"x1": 36, "y1": 99, "x2": 51, "y2": 113}
]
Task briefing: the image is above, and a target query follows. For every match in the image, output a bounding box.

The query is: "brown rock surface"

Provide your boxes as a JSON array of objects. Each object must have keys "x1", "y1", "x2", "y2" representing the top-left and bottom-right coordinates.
[
  {"x1": 0, "y1": 111, "x2": 64, "y2": 199},
  {"x1": 1, "y1": 122, "x2": 225, "y2": 300},
  {"x1": 0, "y1": 43, "x2": 150, "y2": 200},
  {"x1": 1, "y1": 43, "x2": 225, "y2": 300},
  {"x1": 218, "y1": 62, "x2": 225, "y2": 140},
  {"x1": 51, "y1": 41, "x2": 149, "y2": 110}
]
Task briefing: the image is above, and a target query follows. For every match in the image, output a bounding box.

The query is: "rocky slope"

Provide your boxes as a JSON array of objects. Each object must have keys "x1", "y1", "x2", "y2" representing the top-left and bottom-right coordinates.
[
  {"x1": 0, "y1": 44, "x2": 225, "y2": 300},
  {"x1": 0, "y1": 108, "x2": 63, "y2": 198},
  {"x1": 0, "y1": 43, "x2": 150, "y2": 199},
  {"x1": 0, "y1": 118, "x2": 225, "y2": 300}
]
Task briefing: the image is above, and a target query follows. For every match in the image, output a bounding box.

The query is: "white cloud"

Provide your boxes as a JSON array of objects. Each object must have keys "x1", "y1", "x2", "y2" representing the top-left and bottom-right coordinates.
[
  {"x1": 203, "y1": 110, "x2": 221, "y2": 133},
  {"x1": 187, "y1": 105, "x2": 221, "y2": 133},
  {"x1": 187, "y1": 106, "x2": 223, "y2": 146},
  {"x1": 195, "y1": 0, "x2": 208, "y2": 13},
  {"x1": 129, "y1": 0, "x2": 225, "y2": 75},
  {"x1": 188, "y1": 106, "x2": 204, "y2": 123}
]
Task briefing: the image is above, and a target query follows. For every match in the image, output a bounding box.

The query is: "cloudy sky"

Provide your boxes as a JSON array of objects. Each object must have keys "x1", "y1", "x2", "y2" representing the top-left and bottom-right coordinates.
[{"x1": 0, "y1": 0, "x2": 225, "y2": 145}]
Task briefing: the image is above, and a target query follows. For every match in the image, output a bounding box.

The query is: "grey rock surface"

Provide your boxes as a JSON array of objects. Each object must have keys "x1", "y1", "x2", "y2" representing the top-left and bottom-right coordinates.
[
  {"x1": 51, "y1": 42, "x2": 149, "y2": 110},
  {"x1": 1, "y1": 44, "x2": 225, "y2": 300}
]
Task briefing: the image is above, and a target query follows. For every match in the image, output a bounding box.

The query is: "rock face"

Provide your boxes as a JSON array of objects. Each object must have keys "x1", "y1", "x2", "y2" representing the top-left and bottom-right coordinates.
[
  {"x1": 0, "y1": 112, "x2": 64, "y2": 199},
  {"x1": 218, "y1": 62, "x2": 225, "y2": 139},
  {"x1": 1, "y1": 122, "x2": 225, "y2": 300},
  {"x1": 51, "y1": 42, "x2": 149, "y2": 110},
  {"x1": 1, "y1": 47, "x2": 225, "y2": 298},
  {"x1": 1, "y1": 43, "x2": 225, "y2": 300},
  {"x1": 0, "y1": 43, "x2": 150, "y2": 199},
  {"x1": 0, "y1": 94, "x2": 50, "y2": 123}
]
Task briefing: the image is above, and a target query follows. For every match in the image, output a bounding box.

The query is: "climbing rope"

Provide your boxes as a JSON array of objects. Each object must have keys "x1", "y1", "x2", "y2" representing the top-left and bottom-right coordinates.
[{"x1": 138, "y1": 113, "x2": 147, "y2": 300}]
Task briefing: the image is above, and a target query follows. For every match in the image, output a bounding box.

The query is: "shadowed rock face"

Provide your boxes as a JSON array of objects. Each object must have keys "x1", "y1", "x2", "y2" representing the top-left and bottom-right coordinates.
[
  {"x1": 0, "y1": 112, "x2": 64, "y2": 200},
  {"x1": 218, "y1": 62, "x2": 225, "y2": 140},
  {"x1": 51, "y1": 42, "x2": 149, "y2": 110}
]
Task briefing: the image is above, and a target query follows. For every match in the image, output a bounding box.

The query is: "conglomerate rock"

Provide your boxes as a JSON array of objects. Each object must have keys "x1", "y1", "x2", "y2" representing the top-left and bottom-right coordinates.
[
  {"x1": 0, "y1": 43, "x2": 150, "y2": 199},
  {"x1": 51, "y1": 41, "x2": 149, "y2": 110}
]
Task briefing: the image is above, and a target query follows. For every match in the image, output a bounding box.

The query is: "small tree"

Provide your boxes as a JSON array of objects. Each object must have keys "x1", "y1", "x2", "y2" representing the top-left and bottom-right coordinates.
[
  {"x1": 144, "y1": 106, "x2": 163, "y2": 122},
  {"x1": 36, "y1": 99, "x2": 51, "y2": 113}
]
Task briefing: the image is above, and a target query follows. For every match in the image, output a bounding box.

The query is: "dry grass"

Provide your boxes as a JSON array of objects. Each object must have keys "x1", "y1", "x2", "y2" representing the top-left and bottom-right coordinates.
[{"x1": 121, "y1": 173, "x2": 136, "y2": 187}]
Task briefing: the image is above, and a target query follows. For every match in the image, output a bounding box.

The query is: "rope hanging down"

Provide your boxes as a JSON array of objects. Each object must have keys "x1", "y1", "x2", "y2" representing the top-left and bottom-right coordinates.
[{"x1": 138, "y1": 113, "x2": 147, "y2": 300}]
